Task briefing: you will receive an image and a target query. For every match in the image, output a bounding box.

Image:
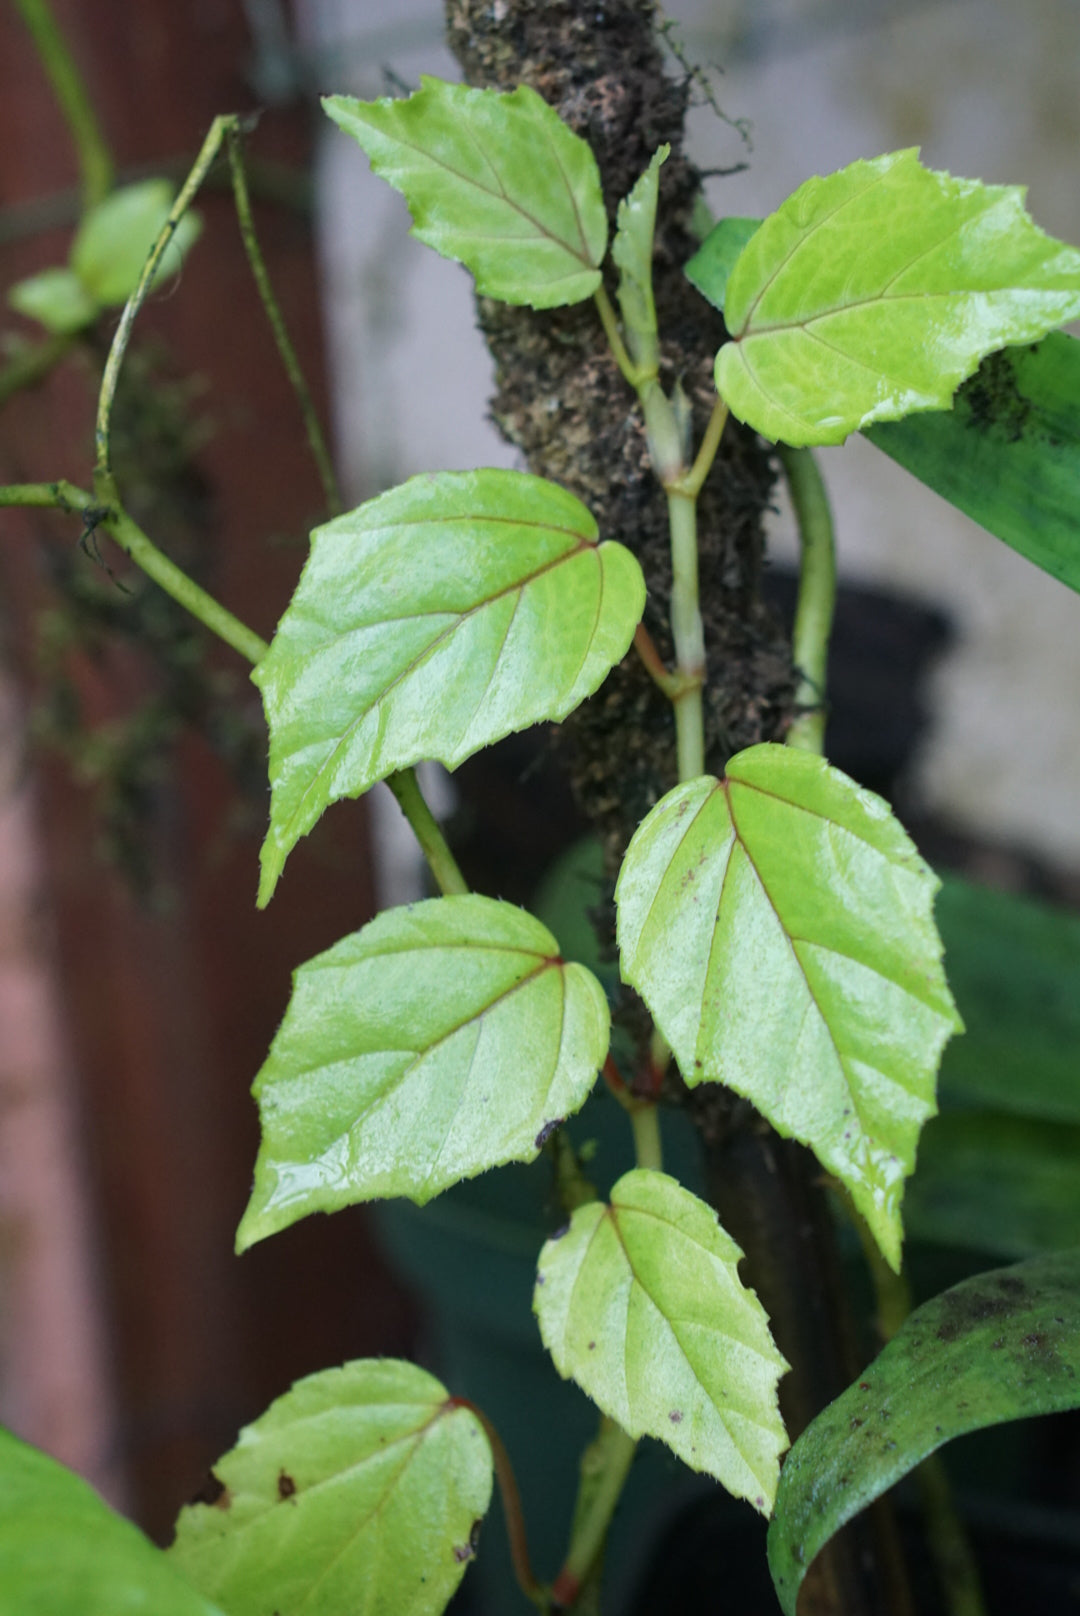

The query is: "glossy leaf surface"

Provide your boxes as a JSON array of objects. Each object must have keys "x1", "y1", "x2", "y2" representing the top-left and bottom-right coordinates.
[
  {"x1": 0, "y1": 1426, "x2": 224, "y2": 1616},
  {"x1": 615, "y1": 745, "x2": 962, "y2": 1268},
  {"x1": 170, "y1": 1360, "x2": 492, "y2": 1616},
  {"x1": 323, "y1": 78, "x2": 607, "y2": 308},
  {"x1": 534, "y1": 1168, "x2": 789, "y2": 1510},
  {"x1": 612, "y1": 145, "x2": 668, "y2": 372},
  {"x1": 767, "y1": 1250, "x2": 1080, "y2": 1614},
  {"x1": 907, "y1": 1112, "x2": 1080, "y2": 1259},
  {"x1": 684, "y1": 215, "x2": 762, "y2": 315},
  {"x1": 7, "y1": 266, "x2": 98, "y2": 333},
  {"x1": 71, "y1": 180, "x2": 201, "y2": 305},
  {"x1": 255, "y1": 469, "x2": 644, "y2": 903},
  {"x1": 237, "y1": 895, "x2": 609, "y2": 1248},
  {"x1": 715, "y1": 149, "x2": 1080, "y2": 446},
  {"x1": 866, "y1": 333, "x2": 1080, "y2": 593}
]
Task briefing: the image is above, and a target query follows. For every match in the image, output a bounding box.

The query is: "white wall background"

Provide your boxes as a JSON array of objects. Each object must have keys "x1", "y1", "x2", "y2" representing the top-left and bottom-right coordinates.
[{"x1": 298, "y1": 0, "x2": 1080, "y2": 870}]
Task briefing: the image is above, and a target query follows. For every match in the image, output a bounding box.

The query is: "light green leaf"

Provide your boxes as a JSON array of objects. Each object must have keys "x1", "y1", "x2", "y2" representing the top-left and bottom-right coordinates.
[
  {"x1": 613, "y1": 145, "x2": 669, "y2": 373},
  {"x1": 767, "y1": 1250, "x2": 1080, "y2": 1615},
  {"x1": 615, "y1": 744, "x2": 962, "y2": 1269},
  {"x1": 170, "y1": 1360, "x2": 492, "y2": 1616},
  {"x1": 0, "y1": 1426, "x2": 224, "y2": 1616},
  {"x1": 71, "y1": 180, "x2": 202, "y2": 306},
  {"x1": 534, "y1": 1167, "x2": 788, "y2": 1510},
  {"x1": 715, "y1": 149, "x2": 1080, "y2": 446},
  {"x1": 684, "y1": 215, "x2": 762, "y2": 315},
  {"x1": 323, "y1": 77, "x2": 607, "y2": 309},
  {"x1": 7, "y1": 266, "x2": 99, "y2": 333},
  {"x1": 865, "y1": 334, "x2": 1080, "y2": 594},
  {"x1": 255, "y1": 469, "x2": 644, "y2": 905},
  {"x1": 237, "y1": 895, "x2": 609, "y2": 1249}
]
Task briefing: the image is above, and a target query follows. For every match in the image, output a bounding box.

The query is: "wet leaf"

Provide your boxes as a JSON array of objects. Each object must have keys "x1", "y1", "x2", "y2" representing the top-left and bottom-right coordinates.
[
  {"x1": 615, "y1": 745, "x2": 962, "y2": 1269},
  {"x1": 866, "y1": 334, "x2": 1080, "y2": 594},
  {"x1": 534, "y1": 1167, "x2": 789, "y2": 1510},
  {"x1": 324, "y1": 77, "x2": 607, "y2": 308},
  {"x1": 612, "y1": 145, "x2": 668, "y2": 372},
  {"x1": 0, "y1": 1426, "x2": 224, "y2": 1616},
  {"x1": 170, "y1": 1360, "x2": 492, "y2": 1616},
  {"x1": 71, "y1": 180, "x2": 201, "y2": 305},
  {"x1": 767, "y1": 1250, "x2": 1080, "y2": 1614},
  {"x1": 255, "y1": 469, "x2": 643, "y2": 904},
  {"x1": 237, "y1": 895, "x2": 609, "y2": 1248},
  {"x1": 7, "y1": 266, "x2": 98, "y2": 333},
  {"x1": 715, "y1": 149, "x2": 1080, "y2": 446}
]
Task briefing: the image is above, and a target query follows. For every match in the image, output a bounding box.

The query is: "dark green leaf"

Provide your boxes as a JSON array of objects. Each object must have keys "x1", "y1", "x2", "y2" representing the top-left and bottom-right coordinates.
[
  {"x1": 256, "y1": 469, "x2": 643, "y2": 904},
  {"x1": 615, "y1": 746, "x2": 962, "y2": 1268},
  {"x1": 170, "y1": 1360, "x2": 492, "y2": 1616},
  {"x1": 534, "y1": 1168, "x2": 789, "y2": 1508},
  {"x1": 323, "y1": 78, "x2": 607, "y2": 308},
  {"x1": 237, "y1": 895, "x2": 609, "y2": 1249},
  {"x1": 0, "y1": 1426, "x2": 224, "y2": 1616},
  {"x1": 865, "y1": 334, "x2": 1080, "y2": 593},
  {"x1": 767, "y1": 1249, "x2": 1080, "y2": 1614},
  {"x1": 684, "y1": 216, "x2": 762, "y2": 314},
  {"x1": 715, "y1": 149, "x2": 1080, "y2": 446},
  {"x1": 936, "y1": 876, "x2": 1080, "y2": 1123},
  {"x1": 906, "y1": 1112, "x2": 1080, "y2": 1259}
]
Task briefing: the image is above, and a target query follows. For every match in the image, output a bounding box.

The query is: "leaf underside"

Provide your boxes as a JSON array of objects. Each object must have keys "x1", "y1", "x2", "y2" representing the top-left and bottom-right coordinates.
[
  {"x1": 170, "y1": 1359, "x2": 492, "y2": 1616},
  {"x1": 866, "y1": 333, "x2": 1080, "y2": 594},
  {"x1": 683, "y1": 215, "x2": 762, "y2": 315},
  {"x1": 767, "y1": 1249, "x2": 1080, "y2": 1615},
  {"x1": 534, "y1": 1168, "x2": 789, "y2": 1511},
  {"x1": 237, "y1": 895, "x2": 610, "y2": 1249},
  {"x1": 716, "y1": 148, "x2": 1080, "y2": 446},
  {"x1": 255, "y1": 468, "x2": 644, "y2": 904},
  {"x1": 615, "y1": 744, "x2": 962, "y2": 1269},
  {"x1": 0, "y1": 1426, "x2": 224, "y2": 1616},
  {"x1": 323, "y1": 77, "x2": 607, "y2": 308}
]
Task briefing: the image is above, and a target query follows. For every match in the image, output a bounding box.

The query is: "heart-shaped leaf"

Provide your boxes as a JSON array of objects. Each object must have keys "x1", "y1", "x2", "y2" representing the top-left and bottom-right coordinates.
[
  {"x1": 170, "y1": 1360, "x2": 492, "y2": 1616},
  {"x1": 323, "y1": 77, "x2": 607, "y2": 309},
  {"x1": 767, "y1": 1250, "x2": 1080, "y2": 1615},
  {"x1": 715, "y1": 149, "x2": 1080, "y2": 446},
  {"x1": 612, "y1": 145, "x2": 668, "y2": 373},
  {"x1": 255, "y1": 468, "x2": 644, "y2": 904},
  {"x1": 615, "y1": 744, "x2": 962, "y2": 1269},
  {"x1": 0, "y1": 1426, "x2": 224, "y2": 1616},
  {"x1": 534, "y1": 1167, "x2": 789, "y2": 1510},
  {"x1": 237, "y1": 895, "x2": 609, "y2": 1249}
]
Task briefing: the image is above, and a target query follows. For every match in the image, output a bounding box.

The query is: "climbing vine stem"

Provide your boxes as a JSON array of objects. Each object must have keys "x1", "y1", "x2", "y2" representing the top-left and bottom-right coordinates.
[
  {"x1": 779, "y1": 444, "x2": 836, "y2": 755},
  {"x1": 14, "y1": 0, "x2": 113, "y2": 210}
]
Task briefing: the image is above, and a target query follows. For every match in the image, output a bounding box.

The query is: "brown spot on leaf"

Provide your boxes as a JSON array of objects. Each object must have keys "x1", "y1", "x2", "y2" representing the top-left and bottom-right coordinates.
[
  {"x1": 669, "y1": 1410, "x2": 683, "y2": 1423},
  {"x1": 190, "y1": 1471, "x2": 230, "y2": 1509},
  {"x1": 535, "y1": 1119, "x2": 563, "y2": 1150},
  {"x1": 277, "y1": 1470, "x2": 297, "y2": 1500}
]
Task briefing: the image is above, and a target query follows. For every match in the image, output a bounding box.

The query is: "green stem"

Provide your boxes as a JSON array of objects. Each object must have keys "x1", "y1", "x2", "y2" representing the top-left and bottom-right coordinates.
[
  {"x1": 675, "y1": 396, "x2": 729, "y2": 500},
  {"x1": 384, "y1": 769, "x2": 469, "y2": 898},
  {"x1": 95, "y1": 115, "x2": 235, "y2": 478},
  {"x1": 552, "y1": 1421, "x2": 637, "y2": 1608},
  {"x1": 780, "y1": 445, "x2": 836, "y2": 756},
  {"x1": 630, "y1": 1104, "x2": 663, "y2": 1173},
  {"x1": 14, "y1": 0, "x2": 113, "y2": 209},
  {"x1": 225, "y1": 125, "x2": 343, "y2": 518},
  {"x1": 0, "y1": 332, "x2": 74, "y2": 408},
  {"x1": 593, "y1": 284, "x2": 643, "y2": 389},
  {"x1": 0, "y1": 482, "x2": 460, "y2": 901},
  {"x1": 666, "y1": 490, "x2": 705, "y2": 781}
]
